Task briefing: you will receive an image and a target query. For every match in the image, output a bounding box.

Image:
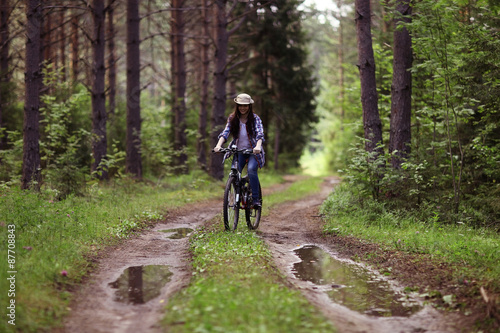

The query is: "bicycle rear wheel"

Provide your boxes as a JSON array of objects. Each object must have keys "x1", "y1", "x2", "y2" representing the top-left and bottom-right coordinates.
[
  {"x1": 246, "y1": 183, "x2": 262, "y2": 230},
  {"x1": 223, "y1": 176, "x2": 239, "y2": 231}
]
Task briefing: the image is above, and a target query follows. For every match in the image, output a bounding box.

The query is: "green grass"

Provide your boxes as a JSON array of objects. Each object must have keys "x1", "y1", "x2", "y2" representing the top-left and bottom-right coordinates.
[
  {"x1": 263, "y1": 176, "x2": 324, "y2": 211},
  {"x1": 161, "y1": 226, "x2": 335, "y2": 332},
  {"x1": 0, "y1": 172, "x2": 226, "y2": 333},
  {"x1": 320, "y1": 183, "x2": 500, "y2": 289}
]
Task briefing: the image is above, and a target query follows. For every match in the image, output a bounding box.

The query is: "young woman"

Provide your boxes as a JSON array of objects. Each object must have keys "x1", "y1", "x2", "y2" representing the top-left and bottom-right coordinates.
[{"x1": 214, "y1": 93, "x2": 265, "y2": 208}]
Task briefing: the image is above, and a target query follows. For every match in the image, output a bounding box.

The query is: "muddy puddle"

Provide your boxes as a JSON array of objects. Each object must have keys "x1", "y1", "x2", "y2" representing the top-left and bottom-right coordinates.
[
  {"x1": 159, "y1": 227, "x2": 193, "y2": 239},
  {"x1": 292, "y1": 245, "x2": 421, "y2": 317},
  {"x1": 108, "y1": 265, "x2": 173, "y2": 305}
]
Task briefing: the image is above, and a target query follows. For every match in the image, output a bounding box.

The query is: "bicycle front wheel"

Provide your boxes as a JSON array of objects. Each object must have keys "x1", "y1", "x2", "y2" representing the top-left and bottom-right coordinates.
[
  {"x1": 223, "y1": 176, "x2": 239, "y2": 231},
  {"x1": 246, "y1": 183, "x2": 262, "y2": 230}
]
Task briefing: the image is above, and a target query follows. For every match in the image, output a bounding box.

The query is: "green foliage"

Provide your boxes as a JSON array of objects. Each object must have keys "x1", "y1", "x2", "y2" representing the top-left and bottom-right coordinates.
[
  {"x1": 40, "y1": 82, "x2": 92, "y2": 198},
  {"x1": 237, "y1": 0, "x2": 318, "y2": 170},
  {"x1": 140, "y1": 100, "x2": 175, "y2": 177},
  {"x1": 331, "y1": 0, "x2": 500, "y2": 229},
  {"x1": 0, "y1": 130, "x2": 23, "y2": 184}
]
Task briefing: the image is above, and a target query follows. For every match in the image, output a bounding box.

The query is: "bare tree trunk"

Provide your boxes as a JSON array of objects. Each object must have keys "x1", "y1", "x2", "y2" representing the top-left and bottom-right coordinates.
[
  {"x1": 125, "y1": 0, "x2": 142, "y2": 178},
  {"x1": 91, "y1": 0, "x2": 108, "y2": 179},
  {"x1": 71, "y1": 12, "x2": 79, "y2": 81},
  {"x1": 355, "y1": 0, "x2": 383, "y2": 154},
  {"x1": 107, "y1": 0, "x2": 116, "y2": 115},
  {"x1": 172, "y1": 0, "x2": 188, "y2": 173},
  {"x1": 389, "y1": 0, "x2": 412, "y2": 169},
  {"x1": 59, "y1": 9, "x2": 66, "y2": 81},
  {"x1": 273, "y1": 117, "x2": 280, "y2": 170},
  {"x1": 209, "y1": 0, "x2": 228, "y2": 180},
  {"x1": 197, "y1": 0, "x2": 210, "y2": 170},
  {"x1": 42, "y1": 9, "x2": 53, "y2": 66},
  {"x1": 22, "y1": 0, "x2": 42, "y2": 190},
  {"x1": 0, "y1": 0, "x2": 9, "y2": 153},
  {"x1": 337, "y1": 0, "x2": 345, "y2": 131}
]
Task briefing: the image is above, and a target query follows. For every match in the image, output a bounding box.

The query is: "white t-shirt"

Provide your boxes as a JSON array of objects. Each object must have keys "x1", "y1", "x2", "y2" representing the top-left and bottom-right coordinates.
[{"x1": 237, "y1": 122, "x2": 252, "y2": 150}]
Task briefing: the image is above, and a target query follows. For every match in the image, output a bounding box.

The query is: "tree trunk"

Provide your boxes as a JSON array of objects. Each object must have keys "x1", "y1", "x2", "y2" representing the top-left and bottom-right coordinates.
[
  {"x1": 91, "y1": 0, "x2": 108, "y2": 180},
  {"x1": 197, "y1": 0, "x2": 209, "y2": 170},
  {"x1": 0, "y1": 0, "x2": 9, "y2": 153},
  {"x1": 107, "y1": 0, "x2": 116, "y2": 116},
  {"x1": 355, "y1": 0, "x2": 383, "y2": 154},
  {"x1": 172, "y1": 0, "x2": 188, "y2": 173},
  {"x1": 209, "y1": 0, "x2": 228, "y2": 180},
  {"x1": 59, "y1": 9, "x2": 66, "y2": 81},
  {"x1": 42, "y1": 9, "x2": 54, "y2": 67},
  {"x1": 71, "y1": 12, "x2": 79, "y2": 81},
  {"x1": 273, "y1": 117, "x2": 280, "y2": 170},
  {"x1": 337, "y1": 0, "x2": 345, "y2": 130},
  {"x1": 125, "y1": 0, "x2": 142, "y2": 178},
  {"x1": 22, "y1": 0, "x2": 42, "y2": 190},
  {"x1": 389, "y1": 0, "x2": 412, "y2": 169}
]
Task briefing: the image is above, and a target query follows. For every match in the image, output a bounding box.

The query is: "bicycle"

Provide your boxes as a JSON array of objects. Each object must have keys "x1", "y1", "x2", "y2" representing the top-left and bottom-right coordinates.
[{"x1": 213, "y1": 145, "x2": 262, "y2": 231}]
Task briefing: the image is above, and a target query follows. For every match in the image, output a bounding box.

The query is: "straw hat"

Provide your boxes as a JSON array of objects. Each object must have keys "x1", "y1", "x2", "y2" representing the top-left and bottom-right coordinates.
[{"x1": 234, "y1": 93, "x2": 254, "y2": 105}]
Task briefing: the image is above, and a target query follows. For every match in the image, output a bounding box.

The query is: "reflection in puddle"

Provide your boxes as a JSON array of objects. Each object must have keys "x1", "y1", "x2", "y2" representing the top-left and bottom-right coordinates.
[
  {"x1": 109, "y1": 265, "x2": 172, "y2": 305},
  {"x1": 292, "y1": 245, "x2": 421, "y2": 317},
  {"x1": 159, "y1": 228, "x2": 193, "y2": 239}
]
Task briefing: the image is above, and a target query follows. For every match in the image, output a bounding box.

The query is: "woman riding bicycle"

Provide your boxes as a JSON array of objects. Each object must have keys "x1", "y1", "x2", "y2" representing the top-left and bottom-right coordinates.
[{"x1": 213, "y1": 93, "x2": 265, "y2": 209}]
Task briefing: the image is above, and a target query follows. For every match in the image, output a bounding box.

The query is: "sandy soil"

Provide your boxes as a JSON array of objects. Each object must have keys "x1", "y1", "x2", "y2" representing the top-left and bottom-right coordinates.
[{"x1": 62, "y1": 176, "x2": 479, "y2": 333}]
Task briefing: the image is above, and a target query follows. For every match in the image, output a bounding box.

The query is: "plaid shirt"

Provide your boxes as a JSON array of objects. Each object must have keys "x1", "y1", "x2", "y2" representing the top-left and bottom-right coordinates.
[{"x1": 218, "y1": 114, "x2": 266, "y2": 168}]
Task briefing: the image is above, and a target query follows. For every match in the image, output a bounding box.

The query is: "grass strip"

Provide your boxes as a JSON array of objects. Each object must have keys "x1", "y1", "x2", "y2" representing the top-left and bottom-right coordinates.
[
  {"x1": 320, "y1": 183, "x2": 500, "y2": 289},
  {"x1": 162, "y1": 226, "x2": 335, "y2": 332},
  {"x1": 262, "y1": 176, "x2": 324, "y2": 214}
]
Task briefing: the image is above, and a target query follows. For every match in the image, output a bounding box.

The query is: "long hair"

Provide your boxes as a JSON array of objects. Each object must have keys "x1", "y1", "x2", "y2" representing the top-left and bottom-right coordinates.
[{"x1": 228, "y1": 104, "x2": 255, "y2": 139}]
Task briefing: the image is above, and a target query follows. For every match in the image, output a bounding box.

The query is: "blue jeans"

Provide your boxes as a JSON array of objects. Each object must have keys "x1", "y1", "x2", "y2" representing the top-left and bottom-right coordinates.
[{"x1": 235, "y1": 153, "x2": 260, "y2": 202}]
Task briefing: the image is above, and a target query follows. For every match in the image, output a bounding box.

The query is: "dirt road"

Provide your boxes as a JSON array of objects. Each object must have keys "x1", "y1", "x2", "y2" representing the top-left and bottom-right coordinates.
[{"x1": 63, "y1": 176, "x2": 468, "y2": 333}]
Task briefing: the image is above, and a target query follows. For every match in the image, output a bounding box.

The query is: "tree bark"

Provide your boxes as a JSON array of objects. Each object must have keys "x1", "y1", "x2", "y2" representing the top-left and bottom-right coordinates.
[
  {"x1": 71, "y1": 12, "x2": 79, "y2": 81},
  {"x1": 59, "y1": 9, "x2": 66, "y2": 81},
  {"x1": 22, "y1": 0, "x2": 42, "y2": 190},
  {"x1": 91, "y1": 0, "x2": 108, "y2": 179},
  {"x1": 172, "y1": 0, "x2": 188, "y2": 173},
  {"x1": 197, "y1": 0, "x2": 210, "y2": 170},
  {"x1": 355, "y1": 0, "x2": 383, "y2": 154},
  {"x1": 209, "y1": 0, "x2": 229, "y2": 180},
  {"x1": 0, "y1": 0, "x2": 9, "y2": 153},
  {"x1": 125, "y1": 0, "x2": 142, "y2": 178},
  {"x1": 337, "y1": 0, "x2": 345, "y2": 130},
  {"x1": 107, "y1": 0, "x2": 116, "y2": 116},
  {"x1": 273, "y1": 117, "x2": 280, "y2": 170},
  {"x1": 389, "y1": 0, "x2": 412, "y2": 169}
]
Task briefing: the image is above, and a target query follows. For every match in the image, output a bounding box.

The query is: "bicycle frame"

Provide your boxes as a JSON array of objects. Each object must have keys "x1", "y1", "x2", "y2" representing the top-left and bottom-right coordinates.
[{"x1": 214, "y1": 145, "x2": 262, "y2": 231}]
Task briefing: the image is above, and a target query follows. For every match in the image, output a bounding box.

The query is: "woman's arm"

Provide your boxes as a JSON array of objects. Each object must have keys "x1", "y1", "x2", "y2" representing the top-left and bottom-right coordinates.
[
  {"x1": 214, "y1": 137, "x2": 226, "y2": 152},
  {"x1": 253, "y1": 115, "x2": 265, "y2": 142},
  {"x1": 253, "y1": 139, "x2": 263, "y2": 154}
]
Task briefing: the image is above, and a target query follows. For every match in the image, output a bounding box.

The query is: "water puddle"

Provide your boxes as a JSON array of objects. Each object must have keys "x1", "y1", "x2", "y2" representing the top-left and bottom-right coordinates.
[
  {"x1": 159, "y1": 228, "x2": 193, "y2": 239},
  {"x1": 108, "y1": 265, "x2": 172, "y2": 305},
  {"x1": 292, "y1": 245, "x2": 421, "y2": 317}
]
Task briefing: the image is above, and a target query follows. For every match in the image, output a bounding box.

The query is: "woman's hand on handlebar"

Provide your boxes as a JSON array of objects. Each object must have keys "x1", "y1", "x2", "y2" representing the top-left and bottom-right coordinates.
[{"x1": 213, "y1": 146, "x2": 222, "y2": 153}]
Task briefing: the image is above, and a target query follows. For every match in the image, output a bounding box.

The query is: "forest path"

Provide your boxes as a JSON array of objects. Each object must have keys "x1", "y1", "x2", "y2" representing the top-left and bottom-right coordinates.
[
  {"x1": 258, "y1": 177, "x2": 466, "y2": 333},
  {"x1": 62, "y1": 176, "x2": 467, "y2": 333}
]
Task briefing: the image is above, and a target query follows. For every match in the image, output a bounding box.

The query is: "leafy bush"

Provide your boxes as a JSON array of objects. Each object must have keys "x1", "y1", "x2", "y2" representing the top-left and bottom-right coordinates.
[{"x1": 40, "y1": 70, "x2": 92, "y2": 198}]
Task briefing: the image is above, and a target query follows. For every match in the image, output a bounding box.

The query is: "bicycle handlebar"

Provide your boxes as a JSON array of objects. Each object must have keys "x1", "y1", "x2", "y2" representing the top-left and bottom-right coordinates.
[{"x1": 212, "y1": 147, "x2": 254, "y2": 155}]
